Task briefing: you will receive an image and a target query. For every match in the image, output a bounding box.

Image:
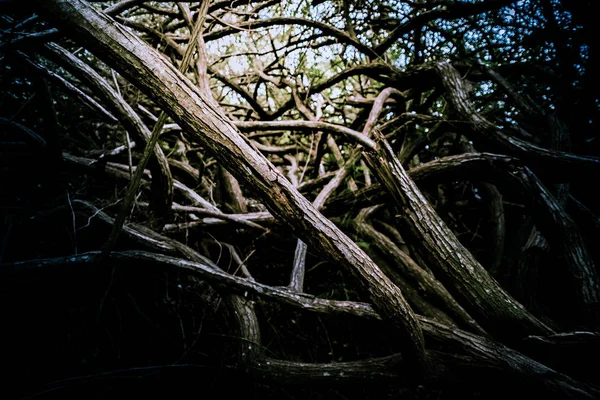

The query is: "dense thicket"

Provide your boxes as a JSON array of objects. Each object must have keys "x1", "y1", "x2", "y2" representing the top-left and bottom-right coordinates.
[{"x1": 1, "y1": 0, "x2": 599, "y2": 398}]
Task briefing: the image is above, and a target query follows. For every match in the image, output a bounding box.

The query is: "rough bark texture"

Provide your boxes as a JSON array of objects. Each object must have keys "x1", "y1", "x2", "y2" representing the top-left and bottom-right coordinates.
[
  {"x1": 3, "y1": 0, "x2": 599, "y2": 398},
  {"x1": 33, "y1": 0, "x2": 426, "y2": 372},
  {"x1": 364, "y1": 130, "x2": 552, "y2": 339}
]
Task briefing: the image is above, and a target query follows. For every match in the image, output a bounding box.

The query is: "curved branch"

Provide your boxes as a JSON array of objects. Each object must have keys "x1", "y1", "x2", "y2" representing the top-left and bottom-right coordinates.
[
  {"x1": 364, "y1": 136, "x2": 553, "y2": 339},
  {"x1": 235, "y1": 120, "x2": 376, "y2": 149},
  {"x1": 434, "y1": 61, "x2": 600, "y2": 179},
  {"x1": 204, "y1": 17, "x2": 376, "y2": 57},
  {"x1": 35, "y1": 0, "x2": 427, "y2": 374}
]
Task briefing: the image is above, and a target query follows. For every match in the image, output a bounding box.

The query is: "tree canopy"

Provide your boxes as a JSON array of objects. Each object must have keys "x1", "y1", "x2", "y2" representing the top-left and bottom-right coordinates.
[{"x1": 1, "y1": 0, "x2": 599, "y2": 398}]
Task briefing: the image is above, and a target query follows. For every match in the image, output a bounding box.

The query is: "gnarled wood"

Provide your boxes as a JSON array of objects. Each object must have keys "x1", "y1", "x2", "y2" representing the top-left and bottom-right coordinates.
[
  {"x1": 364, "y1": 131, "x2": 553, "y2": 339},
  {"x1": 34, "y1": 0, "x2": 426, "y2": 373}
]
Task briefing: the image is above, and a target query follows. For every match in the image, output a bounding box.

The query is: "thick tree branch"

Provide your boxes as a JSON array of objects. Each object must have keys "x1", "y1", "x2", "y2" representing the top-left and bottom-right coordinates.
[{"x1": 35, "y1": 0, "x2": 427, "y2": 373}]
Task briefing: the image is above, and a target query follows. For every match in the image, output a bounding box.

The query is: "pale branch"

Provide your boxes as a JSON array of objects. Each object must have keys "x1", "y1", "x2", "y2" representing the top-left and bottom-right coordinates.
[
  {"x1": 165, "y1": 203, "x2": 268, "y2": 232},
  {"x1": 101, "y1": 3, "x2": 208, "y2": 256},
  {"x1": 36, "y1": 0, "x2": 427, "y2": 373},
  {"x1": 361, "y1": 87, "x2": 408, "y2": 136},
  {"x1": 364, "y1": 132, "x2": 553, "y2": 339},
  {"x1": 102, "y1": 0, "x2": 143, "y2": 16},
  {"x1": 62, "y1": 152, "x2": 219, "y2": 215}
]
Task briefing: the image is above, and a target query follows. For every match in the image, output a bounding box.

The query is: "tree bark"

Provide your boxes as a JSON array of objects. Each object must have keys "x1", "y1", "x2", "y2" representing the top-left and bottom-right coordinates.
[
  {"x1": 364, "y1": 130, "x2": 553, "y2": 340},
  {"x1": 33, "y1": 0, "x2": 427, "y2": 373}
]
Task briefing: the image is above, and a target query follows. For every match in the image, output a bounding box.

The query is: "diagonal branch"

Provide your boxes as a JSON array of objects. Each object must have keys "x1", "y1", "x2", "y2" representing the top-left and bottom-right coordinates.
[
  {"x1": 363, "y1": 131, "x2": 553, "y2": 339},
  {"x1": 35, "y1": 0, "x2": 427, "y2": 374}
]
